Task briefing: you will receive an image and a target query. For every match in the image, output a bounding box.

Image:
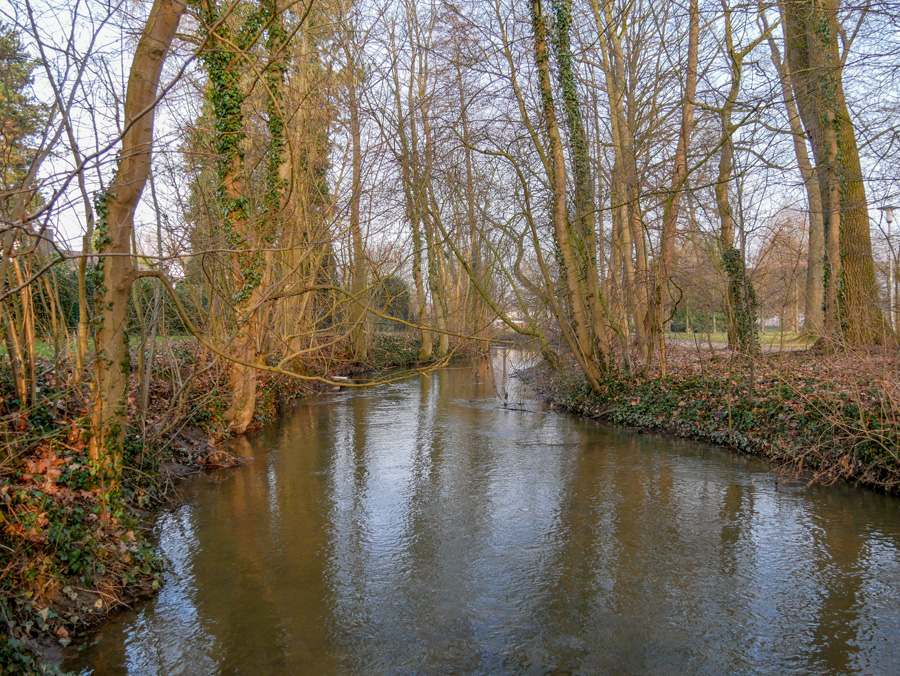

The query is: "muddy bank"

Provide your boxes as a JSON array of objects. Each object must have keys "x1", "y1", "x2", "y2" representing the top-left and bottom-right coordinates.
[{"x1": 525, "y1": 346, "x2": 900, "y2": 494}]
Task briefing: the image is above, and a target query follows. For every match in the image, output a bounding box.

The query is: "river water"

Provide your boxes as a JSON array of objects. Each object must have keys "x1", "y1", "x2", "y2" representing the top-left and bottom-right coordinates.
[{"x1": 65, "y1": 350, "x2": 900, "y2": 675}]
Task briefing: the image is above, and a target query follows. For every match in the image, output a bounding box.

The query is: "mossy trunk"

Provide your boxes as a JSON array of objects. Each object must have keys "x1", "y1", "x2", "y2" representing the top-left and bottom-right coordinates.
[
  {"x1": 530, "y1": 0, "x2": 602, "y2": 390},
  {"x1": 781, "y1": 0, "x2": 891, "y2": 345},
  {"x1": 552, "y1": 0, "x2": 609, "y2": 370},
  {"x1": 90, "y1": 0, "x2": 185, "y2": 503}
]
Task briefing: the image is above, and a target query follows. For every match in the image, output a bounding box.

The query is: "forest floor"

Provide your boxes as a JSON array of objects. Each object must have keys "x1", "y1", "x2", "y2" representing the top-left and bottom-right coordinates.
[
  {"x1": 526, "y1": 344, "x2": 900, "y2": 493},
  {"x1": 0, "y1": 332, "x2": 444, "y2": 673}
]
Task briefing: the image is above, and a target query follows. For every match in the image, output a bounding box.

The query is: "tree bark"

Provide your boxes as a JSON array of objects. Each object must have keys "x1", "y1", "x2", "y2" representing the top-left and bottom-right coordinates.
[
  {"x1": 89, "y1": 0, "x2": 185, "y2": 501},
  {"x1": 391, "y1": 21, "x2": 432, "y2": 361},
  {"x1": 764, "y1": 25, "x2": 825, "y2": 336},
  {"x1": 593, "y1": 0, "x2": 649, "y2": 362},
  {"x1": 344, "y1": 28, "x2": 368, "y2": 362},
  {"x1": 417, "y1": 45, "x2": 450, "y2": 357},
  {"x1": 530, "y1": 0, "x2": 602, "y2": 390},
  {"x1": 653, "y1": 0, "x2": 699, "y2": 375},
  {"x1": 552, "y1": 0, "x2": 610, "y2": 369},
  {"x1": 715, "y1": 1, "x2": 769, "y2": 350},
  {"x1": 781, "y1": 0, "x2": 890, "y2": 345}
]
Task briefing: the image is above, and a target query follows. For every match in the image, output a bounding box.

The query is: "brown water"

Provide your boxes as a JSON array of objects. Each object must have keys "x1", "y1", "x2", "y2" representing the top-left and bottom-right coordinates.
[{"x1": 65, "y1": 350, "x2": 900, "y2": 675}]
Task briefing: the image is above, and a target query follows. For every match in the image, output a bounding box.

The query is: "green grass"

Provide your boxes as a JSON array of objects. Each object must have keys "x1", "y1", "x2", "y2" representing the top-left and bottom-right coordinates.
[
  {"x1": 664, "y1": 330, "x2": 814, "y2": 347},
  {"x1": 0, "y1": 335, "x2": 193, "y2": 360}
]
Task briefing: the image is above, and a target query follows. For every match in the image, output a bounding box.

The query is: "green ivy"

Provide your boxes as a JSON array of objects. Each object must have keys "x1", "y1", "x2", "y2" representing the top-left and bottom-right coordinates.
[{"x1": 722, "y1": 247, "x2": 758, "y2": 351}]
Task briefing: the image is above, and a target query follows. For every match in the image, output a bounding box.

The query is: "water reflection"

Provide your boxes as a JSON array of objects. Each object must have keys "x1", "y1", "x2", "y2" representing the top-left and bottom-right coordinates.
[{"x1": 67, "y1": 349, "x2": 900, "y2": 675}]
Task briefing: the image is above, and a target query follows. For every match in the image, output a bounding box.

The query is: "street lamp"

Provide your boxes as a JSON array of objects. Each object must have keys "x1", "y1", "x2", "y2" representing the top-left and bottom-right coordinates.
[{"x1": 880, "y1": 206, "x2": 897, "y2": 331}]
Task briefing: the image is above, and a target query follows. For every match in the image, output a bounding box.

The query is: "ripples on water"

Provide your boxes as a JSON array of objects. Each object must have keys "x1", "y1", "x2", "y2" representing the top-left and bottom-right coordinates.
[{"x1": 66, "y1": 349, "x2": 900, "y2": 675}]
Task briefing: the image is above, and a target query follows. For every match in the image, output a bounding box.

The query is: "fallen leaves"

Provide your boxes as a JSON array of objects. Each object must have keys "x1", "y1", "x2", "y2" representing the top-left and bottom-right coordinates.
[{"x1": 537, "y1": 344, "x2": 900, "y2": 492}]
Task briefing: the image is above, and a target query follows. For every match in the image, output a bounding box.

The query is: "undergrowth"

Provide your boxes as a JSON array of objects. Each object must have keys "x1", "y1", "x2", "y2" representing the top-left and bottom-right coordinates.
[
  {"x1": 0, "y1": 418, "x2": 166, "y2": 674},
  {"x1": 0, "y1": 333, "x2": 441, "y2": 672},
  {"x1": 535, "y1": 348, "x2": 900, "y2": 492}
]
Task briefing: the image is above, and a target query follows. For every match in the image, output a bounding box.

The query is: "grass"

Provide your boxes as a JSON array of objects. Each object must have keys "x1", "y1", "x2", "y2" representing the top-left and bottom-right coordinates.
[
  {"x1": 0, "y1": 335, "x2": 193, "y2": 360},
  {"x1": 664, "y1": 330, "x2": 814, "y2": 348}
]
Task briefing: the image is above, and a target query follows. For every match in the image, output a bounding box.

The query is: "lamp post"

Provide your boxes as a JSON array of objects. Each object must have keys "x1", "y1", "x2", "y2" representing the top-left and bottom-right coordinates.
[{"x1": 881, "y1": 206, "x2": 896, "y2": 331}]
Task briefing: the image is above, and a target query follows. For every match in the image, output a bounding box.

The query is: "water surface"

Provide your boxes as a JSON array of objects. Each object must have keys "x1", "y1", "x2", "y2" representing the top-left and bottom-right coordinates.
[{"x1": 66, "y1": 351, "x2": 900, "y2": 675}]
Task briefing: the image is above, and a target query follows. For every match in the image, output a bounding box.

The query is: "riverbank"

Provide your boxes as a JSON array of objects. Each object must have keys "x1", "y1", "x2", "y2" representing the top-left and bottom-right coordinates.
[
  {"x1": 527, "y1": 346, "x2": 900, "y2": 493},
  {"x1": 0, "y1": 333, "x2": 452, "y2": 673},
  {"x1": 59, "y1": 352, "x2": 900, "y2": 674}
]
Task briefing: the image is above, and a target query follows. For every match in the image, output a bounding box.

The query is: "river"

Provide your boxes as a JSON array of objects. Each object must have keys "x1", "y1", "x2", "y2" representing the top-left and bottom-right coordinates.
[{"x1": 65, "y1": 349, "x2": 900, "y2": 675}]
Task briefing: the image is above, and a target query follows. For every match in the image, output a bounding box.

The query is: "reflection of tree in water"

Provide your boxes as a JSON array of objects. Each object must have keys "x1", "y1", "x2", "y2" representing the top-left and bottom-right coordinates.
[
  {"x1": 489, "y1": 347, "x2": 542, "y2": 408},
  {"x1": 187, "y1": 406, "x2": 334, "y2": 671},
  {"x1": 807, "y1": 501, "x2": 867, "y2": 673},
  {"x1": 66, "y1": 367, "x2": 900, "y2": 674}
]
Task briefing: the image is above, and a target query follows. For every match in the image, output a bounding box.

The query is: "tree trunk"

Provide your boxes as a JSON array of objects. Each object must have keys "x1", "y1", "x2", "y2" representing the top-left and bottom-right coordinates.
[
  {"x1": 392, "y1": 23, "x2": 432, "y2": 361},
  {"x1": 455, "y1": 60, "x2": 488, "y2": 338},
  {"x1": 764, "y1": 30, "x2": 825, "y2": 336},
  {"x1": 552, "y1": 0, "x2": 609, "y2": 369},
  {"x1": 418, "y1": 59, "x2": 450, "y2": 357},
  {"x1": 344, "y1": 33, "x2": 368, "y2": 362},
  {"x1": 653, "y1": 0, "x2": 699, "y2": 375},
  {"x1": 199, "y1": 0, "x2": 278, "y2": 433},
  {"x1": 530, "y1": 0, "x2": 602, "y2": 390},
  {"x1": 593, "y1": 0, "x2": 648, "y2": 362},
  {"x1": 90, "y1": 0, "x2": 185, "y2": 503},
  {"x1": 781, "y1": 0, "x2": 890, "y2": 345},
  {"x1": 715, "y1": 3, "x2": 766, "y2": 351}
]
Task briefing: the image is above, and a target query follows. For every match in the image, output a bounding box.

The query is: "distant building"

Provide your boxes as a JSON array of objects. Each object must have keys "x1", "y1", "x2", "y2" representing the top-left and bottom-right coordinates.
[{"x1": 493, "y1": 309, "x2": 528, "y2": 331}]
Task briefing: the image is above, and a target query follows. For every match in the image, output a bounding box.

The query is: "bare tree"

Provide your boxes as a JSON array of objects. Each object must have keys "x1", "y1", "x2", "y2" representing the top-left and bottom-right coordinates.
[
  {"x1": 89, "y1": 0, "x2": 186, "y2": 502},
  {"x1": 781, "y1": 0, "x2": 891, "y2": 346}
]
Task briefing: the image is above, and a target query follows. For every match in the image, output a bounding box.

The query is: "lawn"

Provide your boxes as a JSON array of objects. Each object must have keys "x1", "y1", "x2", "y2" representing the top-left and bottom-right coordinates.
[
  {"x1": 0, "y1": 335, "x2": 193, "y2": 360},
  {"x1": 664, "y1": 330, "x2": 813, "y2": 348}
]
